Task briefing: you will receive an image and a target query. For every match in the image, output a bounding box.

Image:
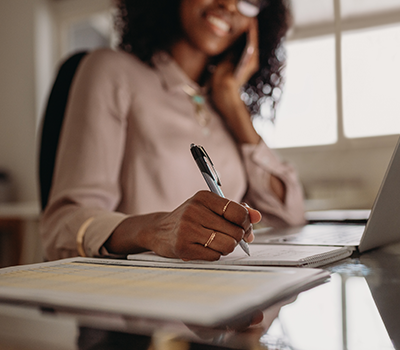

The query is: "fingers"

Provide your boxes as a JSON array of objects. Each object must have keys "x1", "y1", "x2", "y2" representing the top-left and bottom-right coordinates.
[
  {"x1": 239, "y1": 203, "x2": 261, "y2": 243},
  {"x1": 198, "y1": 193, "x2": 262, "y2": 246},
  {"x1": 248, "y1": 18, "x2": 259, "y2": 50},
  {"x1": 250, "y1": 309, "x2": 264, "y2": 326},
  {"x1": 244, "y1": 226, "x2": 255, "y2": 243},
  {"x1": 217, "y1": 197, "x2": 252, "y2": 233},
  {"x1": 235, "y1": 18, "x2": 260, "y2": 84},
  {"x1": 212, "y1": 59, "x2": 236, "y2": 85},
  {"x1": 181, "y1": 243, "x2": 221, "y2": 262},
  {"x1": 201, "y1": 229, "x2": 238, "y2": 256},
  {"x1": 242, "y1": 202, "x2": 262, "y2": 224},
  {"x1": 162, "y1": 191, "x2": 262, "y2": 261},
  {"x1": 212, "y1": 20, "x2": 259, "y2": 85}
]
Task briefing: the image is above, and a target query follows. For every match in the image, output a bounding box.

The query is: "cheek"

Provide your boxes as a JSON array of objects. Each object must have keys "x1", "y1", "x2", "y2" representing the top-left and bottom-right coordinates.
[
  {"x1": 234, "y1": 17, "x2": 251, "y2": 37},
  {"x1": 179, "y1": 0, "x2": 252, "y2": 56},
  {"x1": 180, "y1": 0, "x2": 210, "y2": 22},
  {"x1": 203, "y1": 17, "x2": 251, "y2": 55},
  {"x1": 179, "y1": 0, "x2": 204, "y2": 38}
]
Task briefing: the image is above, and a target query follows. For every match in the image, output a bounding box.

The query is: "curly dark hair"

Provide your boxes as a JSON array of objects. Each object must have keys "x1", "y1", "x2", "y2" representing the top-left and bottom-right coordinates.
[{"x1": 113, "y1": 0, "x2": 291, "y2": 119}]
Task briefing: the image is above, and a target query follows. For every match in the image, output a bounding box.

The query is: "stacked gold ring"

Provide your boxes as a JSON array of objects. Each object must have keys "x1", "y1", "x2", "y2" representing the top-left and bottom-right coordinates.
[
  {"x1": 204, "y1": 231, "x2": 217, "y2": 248},
  {"x1": 222, "y1": 200, "x2": 231, "y2": 217}
]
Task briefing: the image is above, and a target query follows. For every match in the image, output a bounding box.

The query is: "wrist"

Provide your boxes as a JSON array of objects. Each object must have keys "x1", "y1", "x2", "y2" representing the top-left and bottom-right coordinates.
[
  {"x1": 221, "y1": 96, "x2": 261, "y2": 144},
  {"x1": 211, "y1": 79, "x2": 261, "y2": 145},
  {"x1": 104, "y1": 212, "x2": 168, "y2": 255}
]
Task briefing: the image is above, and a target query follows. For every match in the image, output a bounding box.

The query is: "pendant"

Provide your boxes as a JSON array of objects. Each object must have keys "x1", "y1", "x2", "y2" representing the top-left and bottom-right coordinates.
[{"x1": 182, "y1": 85, "x2": 211, "y2": 136}]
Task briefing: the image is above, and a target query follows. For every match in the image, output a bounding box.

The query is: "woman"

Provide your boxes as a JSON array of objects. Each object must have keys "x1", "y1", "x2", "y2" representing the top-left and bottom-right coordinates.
[{"x1": 40, "y1": 0, "x2": 305, "y2": 261}]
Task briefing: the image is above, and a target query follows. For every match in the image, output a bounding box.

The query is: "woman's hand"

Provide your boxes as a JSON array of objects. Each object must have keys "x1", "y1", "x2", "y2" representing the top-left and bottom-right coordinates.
[
  {"x1": 210, "y1": 19, "x2": 260, "y2": 145},
  {"x1": 104, "y1": 191, "x2": 261, "y2": 261},
  {"x1": 233, "y1": 18, "x2": 260, "y2": 86}
]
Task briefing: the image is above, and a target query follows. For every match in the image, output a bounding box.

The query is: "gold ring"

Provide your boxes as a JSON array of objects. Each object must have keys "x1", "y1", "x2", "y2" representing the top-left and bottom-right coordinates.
[
  {"x1": 222, "y1": 200, "x2": 231, "y2": 217},
  {"x1": 204, "y1": 231, "x2": 217, "y2": 248}
]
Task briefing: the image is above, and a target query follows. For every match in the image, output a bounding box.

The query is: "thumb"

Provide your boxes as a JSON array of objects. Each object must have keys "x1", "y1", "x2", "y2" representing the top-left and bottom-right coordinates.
[
  {"x1": 248, "y1": 207, "x2": 262, "y2": 224},
  {"x1": 242, "y1": 203, "x2": 262, "y2": 224}
]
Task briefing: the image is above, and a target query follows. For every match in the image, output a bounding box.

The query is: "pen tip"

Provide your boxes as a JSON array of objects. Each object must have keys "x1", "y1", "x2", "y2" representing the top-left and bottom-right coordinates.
[{"x1": 240, "y1": 241, "x2": 250, "y2": 256}]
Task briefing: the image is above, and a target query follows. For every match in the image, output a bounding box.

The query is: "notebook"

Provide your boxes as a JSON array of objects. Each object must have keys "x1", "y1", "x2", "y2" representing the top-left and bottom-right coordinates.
[
  {"x1": 253, "y1": 136, "x2": 400, "y2": 254},
  {"x1": 0, "y1": 257, "x2": 330, "y2": 328},
  {"x1": 129, "y1": 137, "x2": 400, "y2": 268},
  {"x1": 128, "y1": 244, "x2": 354, "y2": 268}
]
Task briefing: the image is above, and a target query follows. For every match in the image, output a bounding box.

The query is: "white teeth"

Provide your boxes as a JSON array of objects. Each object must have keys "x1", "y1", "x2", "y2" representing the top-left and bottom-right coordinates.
[{"x1": 207, "y1": 15, "x2": 230, "y2": 33}]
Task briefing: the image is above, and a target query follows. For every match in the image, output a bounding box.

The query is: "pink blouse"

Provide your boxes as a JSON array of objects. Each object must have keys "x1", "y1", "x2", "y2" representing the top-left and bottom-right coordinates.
[{"x1": 40, "y1": 49, "x2": 305, "y2": 260}]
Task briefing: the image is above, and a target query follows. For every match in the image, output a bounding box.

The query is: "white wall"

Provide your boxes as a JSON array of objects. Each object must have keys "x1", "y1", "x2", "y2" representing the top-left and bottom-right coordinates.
[
  {"x1": 0, "y1": 0, "x2": 112, "y2": 205},
  {"x1": 279, "y1": 141, "x2": 398, "y2": 210},
  {"x1": 0, "y1": 0, "x2": 53, "y2": 203}
]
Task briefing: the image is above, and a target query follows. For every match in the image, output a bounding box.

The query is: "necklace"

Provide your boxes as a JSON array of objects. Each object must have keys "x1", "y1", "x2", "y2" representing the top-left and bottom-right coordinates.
[{"x1": 182, "y1": 84, "x2": 211, "y2": 136}]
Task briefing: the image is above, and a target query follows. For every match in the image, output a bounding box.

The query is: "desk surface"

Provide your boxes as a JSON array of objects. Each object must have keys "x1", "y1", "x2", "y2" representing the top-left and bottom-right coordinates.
[{"x1": 1, "y1": 242, "x2": 399, "y2": 350}]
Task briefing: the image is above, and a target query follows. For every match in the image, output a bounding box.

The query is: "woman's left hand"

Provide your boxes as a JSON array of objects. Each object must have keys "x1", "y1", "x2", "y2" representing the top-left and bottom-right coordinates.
[
  {"x1": 210, "y1": 19, "x2": 260, "y2": 145},
  {"x1": 233, "y1": 18, "x2": 260, "y2": 86}
]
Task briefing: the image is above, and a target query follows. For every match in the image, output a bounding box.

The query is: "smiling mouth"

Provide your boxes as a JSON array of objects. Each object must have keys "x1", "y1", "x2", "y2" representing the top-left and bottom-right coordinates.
[{"x1": 206, "y1": 15, "x2": 230, "y2": 35}]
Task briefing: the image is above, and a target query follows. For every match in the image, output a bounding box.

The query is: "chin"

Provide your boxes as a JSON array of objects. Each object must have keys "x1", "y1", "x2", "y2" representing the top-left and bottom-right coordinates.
[{"x1": 200, "y1": 40, "x2": 232, "y2": 57}]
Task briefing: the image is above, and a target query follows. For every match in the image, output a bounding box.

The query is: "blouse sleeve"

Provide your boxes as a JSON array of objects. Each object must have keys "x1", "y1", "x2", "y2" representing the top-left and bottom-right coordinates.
[
  {"x1": 241, "y1": 140, "x2": 306, "y2": 228},
  {"x1": 40, "y1": 50, "x2": 132, "y2": 261}
]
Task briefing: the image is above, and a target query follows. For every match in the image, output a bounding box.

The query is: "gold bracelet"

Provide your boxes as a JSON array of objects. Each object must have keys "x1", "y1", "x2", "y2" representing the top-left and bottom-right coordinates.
[{"x1": 76, "y1": 217, "x2": 95, "y2": 257}]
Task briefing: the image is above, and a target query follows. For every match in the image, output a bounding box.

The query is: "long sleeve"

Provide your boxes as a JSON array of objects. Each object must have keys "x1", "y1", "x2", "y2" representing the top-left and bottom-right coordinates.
[
  {"x1": 40, "y1": 50, "x2": 133, "y2": 260},
  {"x1": 241, "y1": 140, "x2": 306, "y2": 227}
]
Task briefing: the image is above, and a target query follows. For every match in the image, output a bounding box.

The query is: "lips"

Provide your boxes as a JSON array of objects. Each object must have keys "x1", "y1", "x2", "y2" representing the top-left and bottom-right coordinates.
[{"x1": 206, "y1": 14, "x2": 231, "y2": 36}]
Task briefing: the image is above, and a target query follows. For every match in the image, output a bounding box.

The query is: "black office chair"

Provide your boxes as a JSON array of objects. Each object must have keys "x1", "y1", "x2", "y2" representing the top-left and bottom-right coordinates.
[{"x1": 38, "y1": 51, "x2": 88, "y2": 211}]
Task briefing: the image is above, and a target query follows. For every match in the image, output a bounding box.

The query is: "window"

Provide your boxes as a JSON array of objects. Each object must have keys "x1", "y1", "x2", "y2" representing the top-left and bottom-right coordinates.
[
  {"x1": 260, "y1": 0, "x2": 400, "y2": 149},
  {"x1": 255, "y1": 35, "x2": 337, "y2": 148},
  {"x1": 342, "y1": 24, "x2": 400, "y2": 138},
  {"x1": 51, "y1": 0, "x2": 116, "y2": 60}
]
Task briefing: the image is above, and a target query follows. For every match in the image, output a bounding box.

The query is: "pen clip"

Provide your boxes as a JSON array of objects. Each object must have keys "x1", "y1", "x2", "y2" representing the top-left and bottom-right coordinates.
[{"x1": 198, "y1": 145, "x2": 222, "y2": 187}]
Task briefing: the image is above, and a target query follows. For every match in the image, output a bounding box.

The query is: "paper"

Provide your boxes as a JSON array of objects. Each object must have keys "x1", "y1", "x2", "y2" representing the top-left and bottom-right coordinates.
[
  {"x1": 0, "y1": 258, "x2": 329, "y2": 327},
  {"x1": 128, "y1": 244, "x2": 355, "y2": 267}
]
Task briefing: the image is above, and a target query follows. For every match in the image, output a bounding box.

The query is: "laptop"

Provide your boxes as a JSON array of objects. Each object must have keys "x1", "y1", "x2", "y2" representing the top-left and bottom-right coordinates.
[{"x1": 253, "y1": 136, "x2": 400, "y2": 254}]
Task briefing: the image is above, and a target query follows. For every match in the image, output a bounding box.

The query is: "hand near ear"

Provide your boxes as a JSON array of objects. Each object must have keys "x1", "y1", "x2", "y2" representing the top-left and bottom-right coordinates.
[
  {"x1": 209, "y1": 19, "x2": 261, "y2": 145},
  {"x1": 234, "y1": 18, "x2": 259, "y2": 86}
]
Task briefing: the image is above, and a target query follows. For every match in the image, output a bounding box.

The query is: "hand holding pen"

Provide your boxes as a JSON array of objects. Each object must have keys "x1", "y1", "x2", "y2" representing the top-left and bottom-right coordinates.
[
  {"x1": 106, "y1": 146, "x2": 260, "y2": 261},
  {"x1": 191, "y1": 143, "x2": 261, "y2": 256}
]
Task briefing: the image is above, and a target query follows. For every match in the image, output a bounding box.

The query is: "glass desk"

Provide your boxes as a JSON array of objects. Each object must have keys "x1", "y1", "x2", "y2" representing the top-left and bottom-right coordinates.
[{"x1": 1, "y1": 242, "x2": 399, "y2": 350}]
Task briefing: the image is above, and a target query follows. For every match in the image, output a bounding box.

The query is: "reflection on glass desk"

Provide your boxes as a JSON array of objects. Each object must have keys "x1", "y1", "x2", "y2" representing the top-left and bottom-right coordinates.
[{"x1": 1, "y1": 242, "x2": 400, "y2": 350}]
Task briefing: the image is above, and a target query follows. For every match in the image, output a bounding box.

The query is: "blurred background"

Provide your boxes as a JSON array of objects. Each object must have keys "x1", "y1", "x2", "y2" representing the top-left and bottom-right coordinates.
[{"x1": 1, "y1": 0, "x2": 400, "y2": 267}]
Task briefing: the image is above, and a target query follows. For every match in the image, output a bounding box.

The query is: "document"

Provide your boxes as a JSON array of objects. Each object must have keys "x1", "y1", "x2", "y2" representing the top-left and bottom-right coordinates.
[
  {"x1": 128, "y1": 244, "x2": 355, "y2": 268},
  {"x1": 0, "y1": 257, "x2": 329, "y2": 327}
]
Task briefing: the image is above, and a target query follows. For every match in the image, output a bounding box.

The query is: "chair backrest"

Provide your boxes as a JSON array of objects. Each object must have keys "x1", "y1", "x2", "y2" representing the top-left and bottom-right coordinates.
[{"x1": 39, "y1": 51, "x2": 88, "y2": 211}]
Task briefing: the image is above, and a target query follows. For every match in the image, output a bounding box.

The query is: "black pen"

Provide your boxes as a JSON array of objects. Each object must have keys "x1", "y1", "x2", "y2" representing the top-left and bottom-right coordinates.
[{"x1": 190, "y1": 143, "x2": 251, "y2": 256}]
